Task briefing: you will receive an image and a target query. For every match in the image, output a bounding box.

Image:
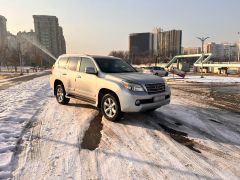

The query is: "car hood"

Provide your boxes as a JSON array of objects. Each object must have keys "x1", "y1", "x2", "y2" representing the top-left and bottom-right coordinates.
[{"x1": 104, "y1": 72, "x2": 165, "y2": 84}]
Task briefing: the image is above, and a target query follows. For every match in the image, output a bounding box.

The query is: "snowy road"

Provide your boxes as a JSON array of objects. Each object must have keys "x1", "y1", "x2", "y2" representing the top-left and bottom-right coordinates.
[{"x1": 0, "y1": 75, "x2": 240, "y2": 179}]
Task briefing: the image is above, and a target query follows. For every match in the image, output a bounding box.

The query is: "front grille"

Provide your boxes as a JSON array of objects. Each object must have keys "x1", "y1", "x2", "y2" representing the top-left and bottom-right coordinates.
[{"x1": 145, "y1": 83, "x2": 165, "y2": 94}]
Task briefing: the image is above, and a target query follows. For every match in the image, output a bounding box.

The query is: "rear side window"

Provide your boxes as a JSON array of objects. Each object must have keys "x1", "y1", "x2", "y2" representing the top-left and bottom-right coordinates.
[
  {"x1": 58, "y1": 57, "x2": 68, "y2": 69},
  {"x1": 68, "y1": 57, "x2": 79, "y2": 71},
  {"x1": 80, "y1": 58, "x2": 96, "y2": 72}
]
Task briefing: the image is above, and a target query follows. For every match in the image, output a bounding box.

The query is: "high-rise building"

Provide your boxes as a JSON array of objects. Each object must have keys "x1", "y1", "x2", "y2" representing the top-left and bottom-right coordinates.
[
  {"x1": 58, "y1": 26, "x2": 66, "y2": 55},
  {"x1": 129, "y1": 32, "x2": 154, "y2": 64},
  {"x1": 0, "y1": 15, "x2": 7, "y2": 49},
  {"x1": 33, "y1": 15, "x2": 66, "y2": 58},
  {"x1": 157, "y1": 29, "x2": 182, "y2": 58},
  {"x1": 129, "y1": 32, "x2": 154, "y2": 57}
]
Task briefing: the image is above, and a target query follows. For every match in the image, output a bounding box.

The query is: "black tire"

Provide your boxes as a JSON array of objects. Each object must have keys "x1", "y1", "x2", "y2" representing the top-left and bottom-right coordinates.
[
  {"x1": 55, "y1": 84, "x2": 70, "y2": 105},
  {"x1": 101, "y1": 93, "x2": 122, "y2": 121},
  {"x1": 155, "y1": 73, "x2": 159, "y2": 76}
]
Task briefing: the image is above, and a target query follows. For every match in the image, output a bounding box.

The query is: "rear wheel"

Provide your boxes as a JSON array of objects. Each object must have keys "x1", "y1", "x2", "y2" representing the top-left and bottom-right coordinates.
[
  {"x1": 55, "y1": 84, "x2": 70, "y2": 105},
  {"x1": 101, "y1": 94, "x2": 122, "y2": 121}
]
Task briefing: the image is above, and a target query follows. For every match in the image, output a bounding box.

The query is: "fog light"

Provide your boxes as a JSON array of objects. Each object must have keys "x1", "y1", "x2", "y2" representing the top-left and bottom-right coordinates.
[{"x1": 135, "y1": 100, "x2": 141, "y2": 106}]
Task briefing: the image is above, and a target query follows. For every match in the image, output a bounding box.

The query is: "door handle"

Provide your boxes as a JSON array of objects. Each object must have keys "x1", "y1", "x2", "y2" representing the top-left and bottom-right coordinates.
[
  {"x1": 76, "y1": 75, "x2": 81, "y2": 78},
  {"x1": 62, "y1": 73, "x2": 67, "y2": 75}
]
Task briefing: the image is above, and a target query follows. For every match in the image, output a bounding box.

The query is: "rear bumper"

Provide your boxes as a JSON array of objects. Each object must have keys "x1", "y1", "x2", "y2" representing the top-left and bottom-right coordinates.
[{"x1": 119, "y1": 87, "x2": 171, "y2": 112}]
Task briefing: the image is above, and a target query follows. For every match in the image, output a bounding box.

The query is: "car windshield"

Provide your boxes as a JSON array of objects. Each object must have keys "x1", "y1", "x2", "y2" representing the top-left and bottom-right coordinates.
[{"x1": 94, "y1": 58, "x2": 137, "y2": 73}]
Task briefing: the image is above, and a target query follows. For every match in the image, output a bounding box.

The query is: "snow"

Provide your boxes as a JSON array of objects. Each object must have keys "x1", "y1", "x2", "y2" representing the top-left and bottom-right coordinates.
[
  {"x1": 0, "y1": 75, "x2": 50, "y2": 179},
  {"x1": 0, "y1": 74, "x2": 239, "y2": 179},
  {"x1": 13, "y1": 87, "x2": 240, "y2": 179},
  {"x1": 0, "y1": 70, "x2": 47, "y2": 83},
  {"x1": 166, "y1": 75, "x2": 240, "y2": 83}
]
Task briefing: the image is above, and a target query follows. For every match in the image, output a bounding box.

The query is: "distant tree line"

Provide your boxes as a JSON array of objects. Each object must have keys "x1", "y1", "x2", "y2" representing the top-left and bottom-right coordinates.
[
  {"x1": 108, "y1": 50, "x2": 172, "y2": 65},
  {"x1": 0, "y1": 38, "x2": 48, "y2": 72}
]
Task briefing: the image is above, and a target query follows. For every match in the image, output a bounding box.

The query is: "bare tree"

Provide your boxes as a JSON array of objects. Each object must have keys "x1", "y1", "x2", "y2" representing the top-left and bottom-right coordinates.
[{"x1": 109, "y1": 50, "x2": 129, "y2": 60}]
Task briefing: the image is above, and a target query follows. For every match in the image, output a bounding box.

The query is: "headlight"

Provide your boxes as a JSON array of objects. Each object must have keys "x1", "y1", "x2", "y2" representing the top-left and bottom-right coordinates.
[{"x1": 122, "y1": 81, "x2": 145, "y2": 92}]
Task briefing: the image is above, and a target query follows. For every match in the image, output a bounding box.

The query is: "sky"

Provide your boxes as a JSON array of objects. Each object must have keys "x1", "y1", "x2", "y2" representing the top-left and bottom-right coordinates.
[{"x1": 1, "y1": 0, "x2": 240, "y2": 55}]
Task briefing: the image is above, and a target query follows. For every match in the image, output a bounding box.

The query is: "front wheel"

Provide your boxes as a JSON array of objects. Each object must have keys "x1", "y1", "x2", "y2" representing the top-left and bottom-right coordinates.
[
  {"x1": 55, "y1": 84, "x2": 70, "y2": 105},
  {"x1": 101, "y1": 94, "x2": 122, "y2": 121}
]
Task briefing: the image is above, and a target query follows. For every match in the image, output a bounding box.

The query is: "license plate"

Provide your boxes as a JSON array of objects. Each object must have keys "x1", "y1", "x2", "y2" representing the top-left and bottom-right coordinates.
[{"x1": 153, "y1": 96, "x2": 164, "y2": 102}]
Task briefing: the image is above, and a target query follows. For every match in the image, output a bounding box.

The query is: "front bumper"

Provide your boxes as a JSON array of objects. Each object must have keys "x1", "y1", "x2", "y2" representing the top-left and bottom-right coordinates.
[{"x1": 119, "y1": 87, "x2": 171, "y2": 112}]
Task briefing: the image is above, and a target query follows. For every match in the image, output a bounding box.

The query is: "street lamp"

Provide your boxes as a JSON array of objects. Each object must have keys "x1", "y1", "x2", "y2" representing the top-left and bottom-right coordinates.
[{"x1": 197, "y1": 36, "x2": 210, "y2": 78}]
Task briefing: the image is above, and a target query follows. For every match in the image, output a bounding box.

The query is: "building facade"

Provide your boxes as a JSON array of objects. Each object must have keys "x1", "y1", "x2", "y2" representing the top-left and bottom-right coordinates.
[
  {"x1": 58, "y1": 26, "x2": 66, "y2": 56},
  {"x1": 183, "y1": 47, "x2": 201, "y2": 55},
  {"x1": 204, "y1": 42, "x2": 238, "y2": 61},
  {"x1": 0, "y1": 15, "x2": 7, "y2": 49},
  {"x1": 129, "y1": 32, "x2": 154, "y2": 58},
  {"x1": 157, "y1": 29, "x2": 182, "y2": 58},
  {"x1": 33, "y1": 15, "x2": 66, "y2": 58}
]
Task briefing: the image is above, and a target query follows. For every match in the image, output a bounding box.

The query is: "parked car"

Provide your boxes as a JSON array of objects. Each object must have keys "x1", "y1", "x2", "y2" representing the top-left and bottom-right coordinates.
[
  {"x1": 50, "y1": 55, "x2": 171, "y2": 121},
  {"x1": 143, "y1": 66, "x2": 168, "y2": 77}
]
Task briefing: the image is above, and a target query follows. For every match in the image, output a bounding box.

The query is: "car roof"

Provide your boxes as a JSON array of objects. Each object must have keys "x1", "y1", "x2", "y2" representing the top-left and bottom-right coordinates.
[
  {"x1": 58, "y1": 54, "x2": 121, "y2": 60},
  {"x1": 90, "y1": 55, "x2": 121, "y2": 60}
]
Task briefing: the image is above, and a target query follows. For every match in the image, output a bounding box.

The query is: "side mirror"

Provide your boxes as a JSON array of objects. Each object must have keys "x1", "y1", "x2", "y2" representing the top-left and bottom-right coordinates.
[{"x1": 85, "y1": 67, "x2": 98, "y2": 75}]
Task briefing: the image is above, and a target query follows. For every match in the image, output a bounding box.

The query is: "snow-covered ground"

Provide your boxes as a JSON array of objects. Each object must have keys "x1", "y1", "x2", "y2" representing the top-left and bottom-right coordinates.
[
  {"x1": 1, "y1": 75, "x2": 240, "y2": 179},
  {"x1": 0, "y1": 75, "x2": 50, "y2": 179},
  {"x1": 0, "y1": 70, "x2": 48, "y2": 83},
  {"x1": 166, "y1": 74, "x2": 240, "y2": 83}
]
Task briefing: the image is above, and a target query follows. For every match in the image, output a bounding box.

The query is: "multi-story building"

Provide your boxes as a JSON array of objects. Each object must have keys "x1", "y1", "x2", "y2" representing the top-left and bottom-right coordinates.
[
  {"x1": 33, "y1": 15, "x2": 66, "y2": 58},
  {"x1": 17, "y1": 30, "x2": 37, "y2": 54},
  {"x1": 0, "y1": 15, "x2": 7, "y2": 49},
  {"x1": 7, "y1": 32, "x2": 18, "y2": 50},
  {"x1": 203, "y1": 42, "x2": 239, "y2": 61},
  {"x1": 223, "y1": 43, "x2": 238, "y2": 61},
  {"x1": 58, "y1": 26, "x2": 66, "y2": 56},
  {"x1": 17, "y1": 30, "x2": 36, "y2": 42},
  {"x1": 157, "y1": 29, "x2": 182, "y2": 58},
  {"x1": 129, "y1": 32, "x2": 154, "y2": 58},
  {"x1": 183, "y1": 47, "x2": 201, "y2": 55},
  {"x1": 204, "y1": 42, "x2": 224, "y2": 59}
]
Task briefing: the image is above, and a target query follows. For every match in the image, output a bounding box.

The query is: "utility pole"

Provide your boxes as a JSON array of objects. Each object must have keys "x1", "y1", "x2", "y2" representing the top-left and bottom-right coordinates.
[{"x1": 197, "y1": 37, "x2": 210, "y2": 78}]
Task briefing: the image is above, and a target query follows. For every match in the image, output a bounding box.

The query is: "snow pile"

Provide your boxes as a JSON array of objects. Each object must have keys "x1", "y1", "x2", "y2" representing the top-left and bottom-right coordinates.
[
  {"x1": 166, "y1": 75, "x2": 240, "y2": 83},
  {"x1": 0, "y1": 75, "x2": 50, "y2": 179}
]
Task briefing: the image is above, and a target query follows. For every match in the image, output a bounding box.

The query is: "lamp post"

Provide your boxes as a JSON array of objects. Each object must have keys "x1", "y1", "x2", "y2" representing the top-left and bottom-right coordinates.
[{"x1": 197, "y1": 37, "x2": 210, "y2": 78}]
